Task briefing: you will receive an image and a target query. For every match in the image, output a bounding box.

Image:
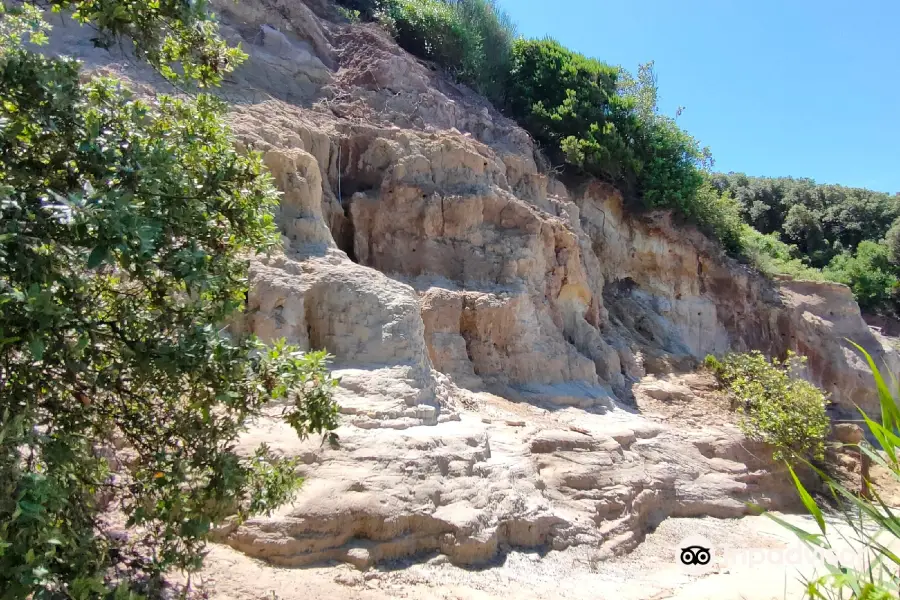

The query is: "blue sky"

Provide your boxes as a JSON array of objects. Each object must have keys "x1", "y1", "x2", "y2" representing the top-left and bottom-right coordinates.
[{"x1": 497, "y1": 0, "x2": 899, "y2": 193}]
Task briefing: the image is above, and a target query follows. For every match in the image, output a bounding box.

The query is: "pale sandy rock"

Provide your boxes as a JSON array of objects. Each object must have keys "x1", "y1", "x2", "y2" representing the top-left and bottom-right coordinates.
[
  {"x1": 221, "y1": 382, "x2": 809, "y2": 569},
  {"x1": 832, "y1": 422, "x2": 865, "y2": 444},
  {"x1": 216, "y1": 2, "x2": 892, "y2": 569},
  {"x1": 636, "y1": 377, "x2": 696, "y2": 404}
]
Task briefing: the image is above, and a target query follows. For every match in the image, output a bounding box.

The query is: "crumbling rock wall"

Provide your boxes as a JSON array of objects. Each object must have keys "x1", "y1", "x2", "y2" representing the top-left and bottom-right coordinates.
[{"x1": 209, "y1": 0, "x2": 896, "y2": 567}]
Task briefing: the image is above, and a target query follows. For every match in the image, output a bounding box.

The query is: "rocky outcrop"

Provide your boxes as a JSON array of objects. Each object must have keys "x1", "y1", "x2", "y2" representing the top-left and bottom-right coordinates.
[
  {"x1": 224, "y1": 373, "x2": 809, "y2": 569},
  {"x1": 53, "y1": 0, "x2": 897, "y2": 571},
  {"x1": 210, "y1": 0, "x2": 895, "y2": 567}
]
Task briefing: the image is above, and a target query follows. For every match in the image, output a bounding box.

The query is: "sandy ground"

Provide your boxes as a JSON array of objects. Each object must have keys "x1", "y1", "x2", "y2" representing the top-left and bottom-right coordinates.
[{"x1": 179, "y1": 512, "x2": 879, "y2": 600}]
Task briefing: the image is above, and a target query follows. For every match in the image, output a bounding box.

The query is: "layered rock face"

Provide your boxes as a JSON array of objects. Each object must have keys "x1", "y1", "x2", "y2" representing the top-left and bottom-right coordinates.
[{"x1": 52, "y1": 0, "x2": 898, "y2": 570}]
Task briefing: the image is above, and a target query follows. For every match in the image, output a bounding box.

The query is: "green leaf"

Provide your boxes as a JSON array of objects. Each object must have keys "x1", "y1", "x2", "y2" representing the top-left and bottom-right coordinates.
[
  {"x1": 757, "y1": 507, "x2": 825, "y2": 547},
  {"x1": 788, "y1": 463, "x2": 826, "y2": 535},
  {"x1": 87, "y1": 246, "x2": 108, "y2": 269},
  {"x1": 848, "y1": 340, "x2": 900, "y2": 431},
  {"x1": 28, "y1": 337, "x2": 44, "y2": 360}
]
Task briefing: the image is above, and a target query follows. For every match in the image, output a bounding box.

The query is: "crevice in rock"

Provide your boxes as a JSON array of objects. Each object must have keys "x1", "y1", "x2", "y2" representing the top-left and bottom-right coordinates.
[
  {"x1": 304, "y1": 288, "x2": 327, "y2": 352},
  {"x1": 459, "y1": 295, "x2": 478, "y2": 370},
  {"x1": 333, "y1": 193, "x2": 358, "y2": 263}
]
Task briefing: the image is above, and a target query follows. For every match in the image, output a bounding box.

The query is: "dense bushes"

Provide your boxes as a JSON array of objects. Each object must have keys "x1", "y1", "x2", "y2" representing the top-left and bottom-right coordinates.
[
  {"x1": 504, "y1": 43, "x2": 721, "y2": 240},
  {"x1": 706, "y1": 172, "x2": 900, "y2": 311},
  {"x1": 619, "y1": 63, "x2": 714, "y2": 215},
  {"x1": 738, "y1": 226, "x2": 827, "y2": 281},
  {"x1": 382, "y1": 0, "x2": 480, "y2": 84},
  {"x1": 449, "y1": 0, "x2": 516, "y2": 102},
  {"x1": 711, "y1": 173, "x2": 900, "y2": 269},
  {"x1": 705, "y1": 352, "x2": 830, "y2": 462},
  {"x1": 691, "y1": 182, "x2": 745, "y2": 255},
  {"x1": 504, "y1": 38, "x2": 636, "y2": 182},
  {"x1": 824, "y1": 241, "x2": 899, "y2": 309},
  {"x1": 375, "y1": 0, "x2": 516, "y2": 101}
]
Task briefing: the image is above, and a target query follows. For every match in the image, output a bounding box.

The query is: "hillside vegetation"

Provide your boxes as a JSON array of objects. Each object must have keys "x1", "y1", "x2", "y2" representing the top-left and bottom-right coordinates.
[
  {"x1": 338, "y1": 0, "x2": 900, "y2": 314},
  {"x1": 713, "y1": 174, "x2": 900, "y2": 310}
]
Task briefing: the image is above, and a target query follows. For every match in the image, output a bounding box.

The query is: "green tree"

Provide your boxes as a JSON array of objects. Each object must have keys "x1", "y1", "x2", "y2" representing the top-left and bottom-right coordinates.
[
  {"x1": 0, "y1": 4, "x2": 338, "y2": 596},
  {"x1": 619, "y1": 61, "x2": 713, "y2": 217},
  {"x1": 691, "y1": 181, "x2": 744, "y2": 255},
  {"x1": 884, "y1": 216, "x2": 900, "y2": 267},
  {"x1": 716, "y1": 173, "x2": 900, "y2": 269},
  {"x1": 783, "y1": 203, "x2": 826, "y2": 261},
  {"x1": 824, "y1": 241, "x2": 898, "y2": 310}
]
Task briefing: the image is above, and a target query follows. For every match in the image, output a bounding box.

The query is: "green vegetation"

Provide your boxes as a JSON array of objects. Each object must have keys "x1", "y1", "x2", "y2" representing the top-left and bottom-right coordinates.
[
  {"x1": 0, "y1": 3, "x2": 338, "y2": 596},
  {"x1": 335, "y1": 0, "x2": 392, "y2": 21},
  {"x1": 705, "y1": 352, "x2": 830, "y2": 462},
  {"x1": 738, "y1": 226, "x2": 828, "y2": 281},
  {"x1": 379, "y1": 0, "x2": 516, "y2": 102},
  {"x1": 711, "y1": 174, "x2": 900, "y2": 268},
  {"x1": 824, "y1": 241, "x2": 899, "y2": 309},
  {"x1": 712, "y1": 174, "x2": 900, "y2": 312},
  {"x1": 504, "y1": 38, "x2": 636, "y2": 183},
  {"x1": 336, "y1": 6, "x2": 363, "y2": 23},
  {"x1": 503, "y1": 41, "x2": 715, "y2": 225},
  {"x1": 770, "y1": 345, "x2": 900, "y2": 598}
]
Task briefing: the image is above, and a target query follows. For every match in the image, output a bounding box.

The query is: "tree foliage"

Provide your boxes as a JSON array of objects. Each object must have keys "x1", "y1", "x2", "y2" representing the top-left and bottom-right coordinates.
[
  {"x1": 738, "y1": 226, "x2": 828, "y2": 282},
  {"x1": 705, "y1": 351, "x2": 829, "y2": 462},
  {"x1": 49, "y1": 0, "x2": 245, "y2": 86},
  {"x1": 884, "y1": 216, "x2": 900, "y2": 267},
  {"x1": 504, "y1": 45, "x2": 720, "y2": 238},
  {"x1": 824, "y1": 241, "x2": 899, "y2": 310},
  {"x1": 704, "y1": 173, "x2": 900, "y2": 312},
  {"x1": 0, "y1": 4, "x2": 338, "y2": 596},
  {"x1": 711, "y1": 173, "x2": 900, "y2": 269},
  {"x1": 504, "y1": 38, "x2": 636, "y2": 182}
]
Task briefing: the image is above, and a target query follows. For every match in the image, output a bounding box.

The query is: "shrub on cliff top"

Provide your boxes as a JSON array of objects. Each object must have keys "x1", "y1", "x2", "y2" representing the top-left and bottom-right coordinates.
[
  {"x1": 619, "y1": 62, "x2": 714, "y2": 216},
  {"x1": 379, "y1": 0, "x2": 516, "y2": 102},
  {"x1": 505, "y1": 46, "x2": 722, "y2": 246},
  {"x1": 504, "y1": 38, "x2": 637, "y2": 183},
  {"x1": 824, "y1": 240, "x2": 899, "y2": 310}
]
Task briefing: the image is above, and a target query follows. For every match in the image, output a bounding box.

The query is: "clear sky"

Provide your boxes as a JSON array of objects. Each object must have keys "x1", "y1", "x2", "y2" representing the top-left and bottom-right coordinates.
[{"x1": 497, "y1": 0, "x2": 899, "y2": 193}]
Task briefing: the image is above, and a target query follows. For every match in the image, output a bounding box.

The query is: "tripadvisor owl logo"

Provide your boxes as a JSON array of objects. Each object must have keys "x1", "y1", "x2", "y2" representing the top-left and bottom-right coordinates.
[
  {"x1": 680, "y1": 545, "x2": 711, "y2": 565},
  {"x1": 676, "y1": 534, "x2": 716, "y2": 573}
]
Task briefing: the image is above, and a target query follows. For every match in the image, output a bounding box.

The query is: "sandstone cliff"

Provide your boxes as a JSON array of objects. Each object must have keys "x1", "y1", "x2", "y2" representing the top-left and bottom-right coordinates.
[{"x1": 48, "y1": 0, "x2": 899, "y2": 573}]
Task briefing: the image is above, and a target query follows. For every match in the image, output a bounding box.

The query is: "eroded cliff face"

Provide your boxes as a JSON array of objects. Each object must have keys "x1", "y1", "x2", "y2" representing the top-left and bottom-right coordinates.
[{"x1": 50, "y1": 0, "x2": 898, "y2": 571}]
